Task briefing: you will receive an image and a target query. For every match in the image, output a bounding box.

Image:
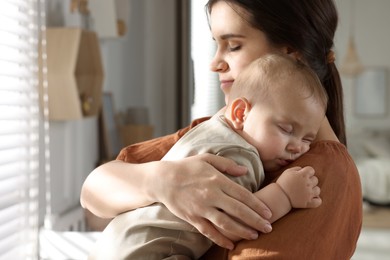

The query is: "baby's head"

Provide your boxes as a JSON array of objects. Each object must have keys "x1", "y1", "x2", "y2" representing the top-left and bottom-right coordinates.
[
  {"x1": 226, "y1": 53, "x2": 328, "y2": 171},
  {"x1": 227, "y1": 53, "x2": 328, "y2": 110}
]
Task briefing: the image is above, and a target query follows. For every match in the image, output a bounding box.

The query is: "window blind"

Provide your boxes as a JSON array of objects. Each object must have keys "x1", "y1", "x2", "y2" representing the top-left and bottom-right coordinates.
[
  {"x1": 190, "y1": 0, "x2": 224, "y2": 120},
  {"x1": 0, "y1": 0, "x2": 42, "y2": 259}
]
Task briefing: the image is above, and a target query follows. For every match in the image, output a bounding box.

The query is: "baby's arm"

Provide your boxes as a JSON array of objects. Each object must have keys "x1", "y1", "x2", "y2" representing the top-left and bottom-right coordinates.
[
  {"x1": 215, "y1": 166, "x2": 321, "y2": 241},
  {"x1": 255, "y1": 166, "x2": 322, "y2": 223}
]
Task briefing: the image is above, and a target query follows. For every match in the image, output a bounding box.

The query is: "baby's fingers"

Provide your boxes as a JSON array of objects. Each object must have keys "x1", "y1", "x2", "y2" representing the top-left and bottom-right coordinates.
[
  {"x1": 307, "y1": 186, "x2": 321, "y2": 208},
  {"x1": 300, "y1": 166, "x2": 315, "y2": 177},
  {"x1": 286, "y1": 166, "x2": 303, "y2": 172},
  {"x1": 307, "y1": 196, "x2": 322, "y2": 208},
  {"x1": 313, "y1": 186, "x2": 321, "y2": 197},
  {"x1": 310, "y1": 175, "x2": 319, "y2": 187}
]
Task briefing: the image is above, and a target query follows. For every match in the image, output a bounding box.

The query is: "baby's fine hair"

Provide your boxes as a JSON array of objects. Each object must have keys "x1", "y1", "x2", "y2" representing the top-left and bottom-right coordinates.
[{"x1": 229, "y1": 53, "x2": 328, "y2": 111}]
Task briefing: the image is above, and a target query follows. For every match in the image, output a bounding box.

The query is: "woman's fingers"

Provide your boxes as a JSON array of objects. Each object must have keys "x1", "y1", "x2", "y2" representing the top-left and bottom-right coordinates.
[
  {"x1": 158, "y1": 154, "x2": 274, "y2": 247},
  {"x1": 194, "y1": 178, "x2": 271, "y2": 239},
  {"x1": 220, "y1": 182, "x2": 272, "y2": 232},
  {"x1": 191, "y1": 217, "x2": 235, "y2": 250},
  {"x1": 201, "y1": 153, "x2": 248, "y2": 177},
  {"x1": 196, "y1": 204, "x2": 264, "y2": 249},
  {"x1": 202, "y1": 154, "x2": 273, "y2": 229}
]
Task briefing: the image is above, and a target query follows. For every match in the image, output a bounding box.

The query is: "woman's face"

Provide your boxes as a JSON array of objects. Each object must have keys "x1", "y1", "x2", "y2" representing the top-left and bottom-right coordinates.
[{"x1": 209, "y1": 1, "x2": 282, "y2": 103}]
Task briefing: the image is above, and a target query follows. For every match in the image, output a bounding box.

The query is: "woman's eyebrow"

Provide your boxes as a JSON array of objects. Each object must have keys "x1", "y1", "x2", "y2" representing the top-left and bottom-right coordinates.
[{"x1": 218, "y1": 33, "x2": 245, "y2": 40}]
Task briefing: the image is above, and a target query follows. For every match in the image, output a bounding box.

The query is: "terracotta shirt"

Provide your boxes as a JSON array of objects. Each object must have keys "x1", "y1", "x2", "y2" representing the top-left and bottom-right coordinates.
[{"x1": 116, "y1": 118, "x2": 363, "y2": 260}]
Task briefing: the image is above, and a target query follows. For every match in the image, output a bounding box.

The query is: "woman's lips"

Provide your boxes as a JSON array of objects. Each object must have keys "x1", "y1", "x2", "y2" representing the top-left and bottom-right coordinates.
[{"x1": 220, "y1": 80, "x2": 234, "y2": 91}]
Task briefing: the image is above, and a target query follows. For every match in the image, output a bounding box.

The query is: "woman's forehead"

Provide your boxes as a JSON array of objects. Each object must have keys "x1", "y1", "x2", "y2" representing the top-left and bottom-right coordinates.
[{"x1": 210, "y1": 1, "x2": 251, "y2": 36}]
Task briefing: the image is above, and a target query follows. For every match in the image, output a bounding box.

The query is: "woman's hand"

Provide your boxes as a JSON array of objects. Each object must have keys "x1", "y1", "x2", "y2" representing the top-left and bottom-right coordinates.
[{"x1": 149, "y1": 153, "x2": 273, "y2": 250}]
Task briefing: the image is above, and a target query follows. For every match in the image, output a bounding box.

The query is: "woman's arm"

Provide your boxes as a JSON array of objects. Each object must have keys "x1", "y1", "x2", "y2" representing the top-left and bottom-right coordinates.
[
  {"x1": 80, "y1": 159, "x2": 166, "y2": 218},
  {"x1": 81, "y1": 119, "x2": 204, "y2": 217},
  {"x1": 80, "y1": 119, "x2": 273, "y2": 250},
  {"x1": 81, "y1": 153, "x2": 273, "y2": 249}
]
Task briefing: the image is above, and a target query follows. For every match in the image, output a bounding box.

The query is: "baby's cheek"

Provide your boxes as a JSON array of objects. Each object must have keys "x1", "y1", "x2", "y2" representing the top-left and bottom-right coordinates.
[{"x1": 302, "y1": 144, "x2": 311, "y2": 154}]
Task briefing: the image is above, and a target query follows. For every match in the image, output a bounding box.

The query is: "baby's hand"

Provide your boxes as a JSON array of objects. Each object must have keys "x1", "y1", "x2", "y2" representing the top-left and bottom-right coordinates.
[{"x1": 276, "y1": 166, "x2": 322, "y2": 208}]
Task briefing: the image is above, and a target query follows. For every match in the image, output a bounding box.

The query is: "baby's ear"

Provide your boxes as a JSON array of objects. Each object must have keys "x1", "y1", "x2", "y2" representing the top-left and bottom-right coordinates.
[{"x1": 230, "y1": 97, "x2": 251, "y2": 130}]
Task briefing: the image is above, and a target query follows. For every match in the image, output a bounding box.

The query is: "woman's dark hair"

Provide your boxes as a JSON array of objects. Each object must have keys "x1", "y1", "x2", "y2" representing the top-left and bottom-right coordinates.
[{"x1": 206, "y1": 0, "x2": 346, "y2": 145}]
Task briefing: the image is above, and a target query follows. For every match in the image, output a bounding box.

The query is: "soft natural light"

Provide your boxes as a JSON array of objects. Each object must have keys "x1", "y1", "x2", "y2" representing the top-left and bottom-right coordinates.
[
  {"x1": 0, "y1": 0, "x2": 42, "y2": 259},
  {"x1": 191, "y1": 0, "x2": 224, "y2": 120}
]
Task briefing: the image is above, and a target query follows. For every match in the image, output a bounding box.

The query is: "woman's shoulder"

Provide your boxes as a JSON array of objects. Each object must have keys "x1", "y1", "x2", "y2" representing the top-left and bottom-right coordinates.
[
  {"x1": 303, "y1": 140, "x2": 359, "y2": 178},
  {"x1": 310, "y1": 140, "x2": 346, "y2": 152},
  {"x1": 116, "y1": 116, "x2": 211, "y2": 163},
  {"x1": 309, "y1": 140, "x2": 349, "y2": 159}
]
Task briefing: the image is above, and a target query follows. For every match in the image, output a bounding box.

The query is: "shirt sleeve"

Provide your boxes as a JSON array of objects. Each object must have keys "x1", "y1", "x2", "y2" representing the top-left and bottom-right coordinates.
[{"x1": 116, "y1": 117, "x2": 210, "y2": 163}]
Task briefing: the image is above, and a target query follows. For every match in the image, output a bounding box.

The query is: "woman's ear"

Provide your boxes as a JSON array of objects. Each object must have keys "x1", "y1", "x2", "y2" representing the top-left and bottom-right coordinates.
[{"x1": 230, "y1": 97, "x2": 251, "y2": 130}]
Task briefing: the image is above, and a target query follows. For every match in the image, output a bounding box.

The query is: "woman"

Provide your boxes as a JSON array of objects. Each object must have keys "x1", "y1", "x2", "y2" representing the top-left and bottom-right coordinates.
[{"x1": 81, "y1": 0, "x2": 362, "y2": 258}]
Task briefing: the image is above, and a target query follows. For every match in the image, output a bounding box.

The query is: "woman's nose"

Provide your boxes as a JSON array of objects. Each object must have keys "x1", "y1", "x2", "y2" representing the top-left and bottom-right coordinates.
[{"x1": 210, "y1": 59, "x2": 228, "y2": 72}]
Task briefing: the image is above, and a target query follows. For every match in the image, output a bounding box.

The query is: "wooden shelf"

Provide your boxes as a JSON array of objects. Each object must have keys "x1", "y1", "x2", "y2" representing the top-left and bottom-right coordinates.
[{"x1": 40, "y1": 28, "x2": 104, "y2": 120}]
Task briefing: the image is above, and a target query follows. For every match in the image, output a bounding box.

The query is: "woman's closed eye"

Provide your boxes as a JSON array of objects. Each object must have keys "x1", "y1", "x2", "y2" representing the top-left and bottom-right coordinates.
[{"x1": 228, "y1": 44, "x2": 241, "y2": 52}]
